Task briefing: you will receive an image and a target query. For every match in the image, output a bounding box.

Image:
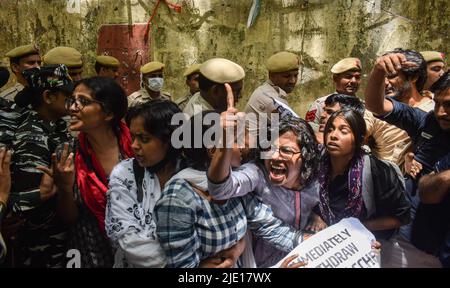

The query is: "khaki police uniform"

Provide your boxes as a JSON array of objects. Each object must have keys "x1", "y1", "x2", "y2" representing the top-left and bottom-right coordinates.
[
  {"x1": 128, "y1": 61, "x2": 171, "y2": 107},
  {"x1": 128, "y1": 88, "x2": 172, "y2": 107},
  {"x1": 182, "y1": 58, "x2": 245, "y2": 117},
  {"x1": 175, "y1": 63, "x2": 201, "y2": 110},
  {"x1": 305, "y1": 57, "x2": 361, "y2": 132},
  {"x1": 0, "y1": 44, "x2": 40, "y2": 101},
  {"x1": 244, "y1": 51, "x2": 299, "y2": 133},
  {"x1": 96, "y1": 55, "x2": 120, "y2": 69}
]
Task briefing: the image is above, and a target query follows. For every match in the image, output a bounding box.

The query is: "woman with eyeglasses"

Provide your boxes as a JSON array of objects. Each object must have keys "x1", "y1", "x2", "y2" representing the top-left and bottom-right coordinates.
[
  {"x1": 7, "y1": 65, "x2": 73, "y2": 267},
  {"x1": 207, "y1": 84, "x2": 321, "y2": 267},
  {"x1": 45, "y1": 76, "x2": 132, "y2": 267},
  {"x1": 155, "y1": 111, "x2": 304, "y2": 268}
]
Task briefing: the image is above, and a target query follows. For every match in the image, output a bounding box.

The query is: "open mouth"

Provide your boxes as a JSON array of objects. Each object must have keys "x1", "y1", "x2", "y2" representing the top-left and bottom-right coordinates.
[{"x1": 269, "y1": 163, "x2": 287, "y2": 183}]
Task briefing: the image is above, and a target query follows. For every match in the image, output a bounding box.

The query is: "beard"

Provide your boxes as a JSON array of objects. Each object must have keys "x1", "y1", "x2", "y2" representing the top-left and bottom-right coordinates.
[{"x1": 392, "y1": 81, "x2": 412, "y2": 100}]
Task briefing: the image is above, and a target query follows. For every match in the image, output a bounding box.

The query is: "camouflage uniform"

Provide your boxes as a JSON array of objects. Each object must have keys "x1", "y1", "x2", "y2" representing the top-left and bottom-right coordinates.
[
  {"x1": 0, "y1": 98, "x2": 25, "y2": 148},
  {"x1": 10, "y1": 108, "x2": 73, "y2": 267}
]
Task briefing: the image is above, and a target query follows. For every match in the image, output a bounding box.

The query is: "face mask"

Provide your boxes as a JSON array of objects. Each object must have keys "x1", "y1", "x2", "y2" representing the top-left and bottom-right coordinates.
[{"x1": 146, "y1": 77, "x2": 164, "y2": 92}]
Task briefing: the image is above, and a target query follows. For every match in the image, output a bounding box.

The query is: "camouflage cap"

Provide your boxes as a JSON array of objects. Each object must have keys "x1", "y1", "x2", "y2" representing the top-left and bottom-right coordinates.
[
  {"x1": 266, "y1": 51, "x2": 300, "y2": 73},
  {"x1": 22, "y1": 64, "x2": 74, "y2": 92},
  {"x1": 331, "y1": 58, "x2": 362, "y2": 74},
  {"x1": 420, "y1": 51, "x2": 445, "y2": 63},
  {"x1": 140, "y1": 61, "x2": 164, "y2": 74},
  {"x1": 43, "y1": 46, "x2": 83, "y2": 72},
  {"x1": 96, "y1": 55, "x2": 120, "y2": 68},
  {"x1": 183, "y1": 63, "x2": 202, "y2": 77},
  {"x1": 5, "y1": 44, "x2": 40, "y2": 59},
  {"x1": 200, "y1": 58, "x2": 245, "y2": 83}
]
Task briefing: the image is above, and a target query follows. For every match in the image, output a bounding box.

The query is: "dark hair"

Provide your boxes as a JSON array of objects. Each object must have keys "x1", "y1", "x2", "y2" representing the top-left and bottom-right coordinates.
[
  {"x1": 324, "y1": 108, "x2": 367, "y2": 155},
  {"x1": 198, "y1": 73, "x2": 217, "y2": 92},
  {"x1": 94, "y1": 62, "x2": 102, "y2": 74},
  {"x1": 275, "y1": 116, "x2": 320, "y2": 187},
  {"x1": 15, "y1": 86, "x2": 64, "y2": 109},
  {"x1": 126, "y1": 99, "x2": 183, "y2": 162},
  {"x1": 0, "y1": 66, "x2": 9, "y2": 88},
  {"x1": 126, "y1": 99, "x2": 181, "y2": 142},
  {"x1": 385, "y1": 48, "x2": 427, "y2": 92},
  {"x1": 324, "y1": 93, "x2": 365, "y2": 116},
  {"x1": 75, "y1": 77, "x2": 127, "y2": 126},
  {"x1": 182, "y1": 110, "x2": 218, "y2": 171},
  {"x1": 430, "y1": 71, "x2": 450, "y2": 97}
]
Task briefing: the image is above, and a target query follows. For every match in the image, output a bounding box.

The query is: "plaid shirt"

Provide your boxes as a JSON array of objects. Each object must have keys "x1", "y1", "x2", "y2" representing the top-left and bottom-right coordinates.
[{"x1": 155, "y1": 178, "x2": 302, "y2": 268}]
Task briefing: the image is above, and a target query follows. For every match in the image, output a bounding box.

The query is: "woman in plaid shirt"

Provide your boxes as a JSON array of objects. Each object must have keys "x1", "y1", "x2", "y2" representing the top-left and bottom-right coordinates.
[{"x1": 155, "y1": 111, "x2": 303, "y2": 268}]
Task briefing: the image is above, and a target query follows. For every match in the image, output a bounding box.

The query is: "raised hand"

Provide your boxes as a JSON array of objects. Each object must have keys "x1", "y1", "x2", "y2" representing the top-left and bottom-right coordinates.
[
  {"x1": 404, "y1": 152, "x2": 423, "y2": 179},
  {"x1": 374, "y1": 53, "x2": 418, "y2": 77},
  {"x1": 220, "y1": 83, "x2": 246, "y2": 149},
  {"x1": 36, "y1": 143, "x2": 75, "y2": 193}
]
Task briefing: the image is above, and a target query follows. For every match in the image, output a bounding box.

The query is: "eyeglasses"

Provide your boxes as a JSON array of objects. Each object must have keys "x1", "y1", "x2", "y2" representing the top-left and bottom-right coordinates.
[
  {"x1": 65, "y1": 95, "x2": 105, "y2": 112},
  {"x1": 264, "y1": 146, "x2": 301, "y2": 160}
]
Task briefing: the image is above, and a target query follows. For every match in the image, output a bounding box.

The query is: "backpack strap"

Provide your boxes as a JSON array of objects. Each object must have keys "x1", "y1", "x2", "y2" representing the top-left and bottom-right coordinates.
[{"x1": 133, "y1": 158, "x2": 145, "y2": 203}]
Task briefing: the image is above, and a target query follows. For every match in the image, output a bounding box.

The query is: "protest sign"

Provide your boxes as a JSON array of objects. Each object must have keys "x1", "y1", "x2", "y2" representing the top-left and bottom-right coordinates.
[{"x1": 274, "y1": 217, "x2": 380, "y2": 268}]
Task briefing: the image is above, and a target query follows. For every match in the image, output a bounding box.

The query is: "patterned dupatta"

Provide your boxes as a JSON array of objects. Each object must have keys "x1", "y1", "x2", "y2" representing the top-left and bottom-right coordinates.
[{"x1": 318, "y1": 151, "x2": 365, "y2": 225}]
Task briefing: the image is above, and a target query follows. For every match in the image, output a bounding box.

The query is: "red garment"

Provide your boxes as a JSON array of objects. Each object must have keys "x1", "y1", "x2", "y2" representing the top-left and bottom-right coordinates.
[{"x1": 75, "y1": 121, "x2": 134, "y2": 234}]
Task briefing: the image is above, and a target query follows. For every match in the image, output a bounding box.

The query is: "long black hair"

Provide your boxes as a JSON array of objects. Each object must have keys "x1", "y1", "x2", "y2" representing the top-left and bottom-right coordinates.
[
  {"x1": 324, "y1": 108, "x2": 367, "y2": 156},
  {"x1": 75, "y1": 77, "x2": 127, "y2": 127}
]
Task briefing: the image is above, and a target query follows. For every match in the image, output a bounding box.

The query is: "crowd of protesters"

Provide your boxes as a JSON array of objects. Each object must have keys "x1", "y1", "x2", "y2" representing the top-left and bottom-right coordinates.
[{"x1": 0, "y1": 43, "x2": 448, "y2": 268}]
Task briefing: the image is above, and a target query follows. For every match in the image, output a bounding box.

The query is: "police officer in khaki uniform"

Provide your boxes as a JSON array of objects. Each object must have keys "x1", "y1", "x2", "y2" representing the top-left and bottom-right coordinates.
[
  {"x1": 244, "y1": 51, "x2": 299, "y2": 120},
  {"x1": 420, "y1": 51, "x2": 446, "y2": 91},
  {"x1": 95, "y1": 55, "x2": 120, "y2": 79},
  {"x1": 43, "y1": 46, "x2": 83, "y2": 81},
  {"x1": 175, "y1": 63, "x2": 201, "y2": 110},
  {"x1": 128, "y1": 61, "x2": 171, "y2": 107},
  {"x1": 244, "y1": 51, "x2": 299, "y2": 137},
  {"x1": 182, "y1": 58, "x2": 245, "y2": 117},
  {"x1": 0, "y1": 44, "x2": 41, "y2": 101},
  {"x1": 305, "y1": 57, "x2": 362, "y2": 131}
]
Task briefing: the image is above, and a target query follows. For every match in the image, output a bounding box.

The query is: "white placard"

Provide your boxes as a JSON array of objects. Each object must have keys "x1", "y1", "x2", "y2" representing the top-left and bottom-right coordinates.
[{"x1": 274, "y1": 218, "x2": 380, "y2": 268}]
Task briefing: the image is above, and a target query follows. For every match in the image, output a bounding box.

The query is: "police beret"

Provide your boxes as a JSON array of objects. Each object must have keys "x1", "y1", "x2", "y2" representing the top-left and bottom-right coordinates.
[
  {"x1": 331, "y1": 58, "x2": 361, "y2": 74},
  {"x1": 266, "y1": 51, "x2": 300, "y2": 73},
  {"x1": 43, "y1": 46, "x2": 83, "y2": 69},
  {"x1": 140, "y1": 61, "x2": 164, "y2": 74},
  {"x1": 200, "y1": 58, "x2": 245, "y2": 83},
  {"x1": 5, "y1": 44, "x2": 40, "y2": 59},
  {"x1": 420, "y1": 51, "x2": 445, "y2": 63},
  {"x1": 183, "y1": 63, "x2": 202, "y2": 77},
  {"x1": 96, "y1": 55, "x2": 120, "y2": 68}
]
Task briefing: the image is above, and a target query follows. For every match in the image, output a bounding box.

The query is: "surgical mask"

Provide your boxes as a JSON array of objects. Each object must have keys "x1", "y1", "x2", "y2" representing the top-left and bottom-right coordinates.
[{"x1": 146, "y1": 77, "x2": 164, "y2": 92}]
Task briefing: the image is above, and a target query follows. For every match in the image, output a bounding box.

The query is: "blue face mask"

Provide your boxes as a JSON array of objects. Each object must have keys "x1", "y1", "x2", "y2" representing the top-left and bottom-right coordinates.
[{"x1": 146, "y1": 77, "x2": 164, "y2": 92}]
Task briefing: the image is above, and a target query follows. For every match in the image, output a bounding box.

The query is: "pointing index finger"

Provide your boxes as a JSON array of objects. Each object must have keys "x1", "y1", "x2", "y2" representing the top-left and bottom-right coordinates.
[{"x1": 224, "y1": 83, "x2": 234, "y2": 109}]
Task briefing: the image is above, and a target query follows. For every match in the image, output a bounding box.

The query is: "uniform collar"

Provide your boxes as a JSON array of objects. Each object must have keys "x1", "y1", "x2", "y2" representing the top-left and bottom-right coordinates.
[{"x1": 266, "y1": 79, "x2": 288, "y2": 99}]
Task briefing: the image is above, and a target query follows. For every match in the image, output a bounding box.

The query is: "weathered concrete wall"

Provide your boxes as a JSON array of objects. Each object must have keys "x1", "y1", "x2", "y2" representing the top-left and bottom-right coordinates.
[{"x1": 1, "y1": 0, "x2": 448, "y2": 116}]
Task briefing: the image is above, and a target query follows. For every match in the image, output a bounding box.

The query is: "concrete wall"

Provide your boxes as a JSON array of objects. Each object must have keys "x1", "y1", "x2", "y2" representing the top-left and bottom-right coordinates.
[{"x1": 1, "y1": 0, "x2": 448, "y2": 116}]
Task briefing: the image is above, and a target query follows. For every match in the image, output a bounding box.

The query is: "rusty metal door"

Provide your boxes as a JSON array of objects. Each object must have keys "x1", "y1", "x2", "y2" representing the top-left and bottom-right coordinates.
[{"x1": 97, "y1": 23, "x2": 150, "y2": 95}]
